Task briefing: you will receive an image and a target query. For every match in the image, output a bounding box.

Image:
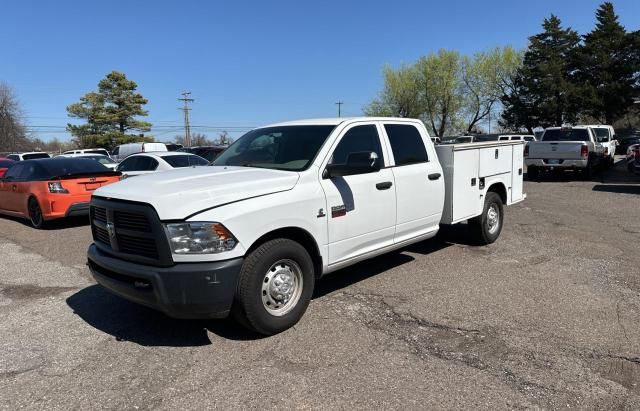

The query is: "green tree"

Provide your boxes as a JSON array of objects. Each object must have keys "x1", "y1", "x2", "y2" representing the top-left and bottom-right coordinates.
[
  {"x1": 574, "y1": 2, "x2": 639, "y2": 124},
  {"x1": 501, "y1": 15, "x2": 581, "y2": 131},
  {"x1": 67, "y1": 71, "x2": 152, "y2": 150},
  {"x1": 364, "y1": 64, "x2": 422, "y2": 118},
  {"x1": 415, "y1": 50, "x2": 462, "y2": 137},
  {"x1": 460, "y1": 46, "x2": 523, "y2": 133}
]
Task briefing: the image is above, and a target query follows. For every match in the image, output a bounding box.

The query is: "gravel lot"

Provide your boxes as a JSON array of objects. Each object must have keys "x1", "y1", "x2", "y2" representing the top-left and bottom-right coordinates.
[{"x1": 1, "y1": 159, "x2": 639, "y2": 409}]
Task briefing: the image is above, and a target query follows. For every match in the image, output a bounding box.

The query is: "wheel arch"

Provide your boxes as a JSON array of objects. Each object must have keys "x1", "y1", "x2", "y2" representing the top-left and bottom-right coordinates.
[
  {"x1": 247, "y1": 227, "x2": 323, "y2": 279},
  {"x1": 486, "y1": 182, "x2": 507, "y2": 204}
]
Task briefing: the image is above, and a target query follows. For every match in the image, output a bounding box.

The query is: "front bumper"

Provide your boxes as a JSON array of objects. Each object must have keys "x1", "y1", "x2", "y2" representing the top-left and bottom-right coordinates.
[
  {"x1": 88, "y1": 244, "x2": 243, "y2": 319},
  {"x1": 525, "y1": 159, "x2": 588, "y2": 169}
]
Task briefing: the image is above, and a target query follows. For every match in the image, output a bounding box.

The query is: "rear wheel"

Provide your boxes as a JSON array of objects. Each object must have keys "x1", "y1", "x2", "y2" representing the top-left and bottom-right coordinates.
[
  {"x1": 469, "y1": 192, "x2": 503, "y2": 245},
  {"x1": 233, "y1": 239, "x2": 315, "y2": 336},
  {"x1": 582, "y1": 160, "x2": 594, "y2": 180},
  {"x1": 28, "y1": 197, "x2": 45, "y2": 229}
]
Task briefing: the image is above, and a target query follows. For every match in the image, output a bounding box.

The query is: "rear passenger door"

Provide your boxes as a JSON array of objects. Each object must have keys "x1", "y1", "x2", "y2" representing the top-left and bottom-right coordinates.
[{"x1": 382, "y1": 122, "x2": 445, "y2": 243}]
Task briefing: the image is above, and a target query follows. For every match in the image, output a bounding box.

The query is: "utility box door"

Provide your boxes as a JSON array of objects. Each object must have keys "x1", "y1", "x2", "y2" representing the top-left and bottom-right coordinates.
[
  {"x1": 478, "y1": 146, "x2": 512, "y2": 177},
  {"x1": 451, "y1": 149, "x2": 481, "y2": 221},
  {"x1": 511, "y1": 145, "x2": 524, "y2": 203}
]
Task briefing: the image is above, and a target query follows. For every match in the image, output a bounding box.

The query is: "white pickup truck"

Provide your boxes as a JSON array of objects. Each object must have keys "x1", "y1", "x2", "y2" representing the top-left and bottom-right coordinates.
[
  {"x1": 580, "y1": 125, "x2": 618, "y2": 167},
  {"x1": 525, "y1": 126, "x2": 605, "y2": 179},
  {"x1": 87, "y1": 117, "x2": 525, "y2": 335}
]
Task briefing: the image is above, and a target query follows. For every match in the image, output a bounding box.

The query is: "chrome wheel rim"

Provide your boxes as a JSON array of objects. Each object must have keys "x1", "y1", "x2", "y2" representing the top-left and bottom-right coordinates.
[
  {"x1": 261, "y1": 259, "x2": 303, "y2": 317},
  {"x1": 486, "y1": 204, "x2": 500, "y2": 234}
]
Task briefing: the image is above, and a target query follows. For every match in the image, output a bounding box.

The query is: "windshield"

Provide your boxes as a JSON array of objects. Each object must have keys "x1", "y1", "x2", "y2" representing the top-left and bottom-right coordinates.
[
  {"x1": 212, "y1": 125, "x2": 336, "y2": 171},
  {"x1": 163, "y1": 155, "x2": 209, "y2": 168},
  {"x1": 542, "y1": 129, "x2": 590, "y2": 142},
  {"x1": 593, "y1": 128, "x2": 610, "y2": 139},
  {"x1": 23, "y1": 153, "x2": 50, "y2": 160}
]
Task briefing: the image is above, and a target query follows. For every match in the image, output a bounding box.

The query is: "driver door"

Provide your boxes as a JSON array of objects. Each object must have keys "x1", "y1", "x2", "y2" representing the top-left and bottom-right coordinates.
[{"x1": 319, "y1": 122, "x2": 396, "y2": 266}]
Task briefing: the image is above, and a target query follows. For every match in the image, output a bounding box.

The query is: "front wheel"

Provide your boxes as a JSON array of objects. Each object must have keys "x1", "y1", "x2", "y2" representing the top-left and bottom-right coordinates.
[
  {"x1": 233, "y1": 239, "x2": 315, "y2": 335},
  {"x1": 468, "y1": 192, "x2": 504, "y2": 245}
]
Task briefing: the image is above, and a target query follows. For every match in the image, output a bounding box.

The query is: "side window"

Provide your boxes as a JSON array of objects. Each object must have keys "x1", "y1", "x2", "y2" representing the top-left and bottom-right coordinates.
[
  {"x1": 499, "y1": 136, "x2": 509, "y2": 141},
  {"x1": 384, "y1": 124, "x2": 429, "y2": 166},
  {"x1": 112, "y1": 147, "x2": 120, "y2": 156},
  {"x1": 7, "y1": 154, "x2": 19, "y2": 161},
  {"x1": 117, "y1": 157, "x2": 138, "y2": 172},
  {"x1": 4, "y1": 164, "x2": 25, "y2": 180},
  {"x1": 331, "y1": 125, "x2": 383, "y2": 165},
  {"x1": 139, "y1": 157, "x2": 159, "y2": 170}
]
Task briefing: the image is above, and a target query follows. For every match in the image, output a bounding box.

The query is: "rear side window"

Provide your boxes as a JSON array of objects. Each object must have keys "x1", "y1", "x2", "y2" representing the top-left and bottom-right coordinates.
[
  {"x1": 331, "y1": 125, "x2": 384, "y2": 165},
  {"x1": 384, "y1": 124, "x2": 429, "y2": 166},
  {"x1": 4, "y1": 164, "x2": 25, "y2": 180},
  {"x1": 499, "y1": 136, "x2": 509, "y2": 141},
  {"x1": 7, "y1": 154, "x2": 19, "y2": 161},
  {"x1": 163, "y1": 155, "x2": 209, "y2": 168},
  {"x1": 542, "y1": 129, "x2": 590, "y2": 142}
]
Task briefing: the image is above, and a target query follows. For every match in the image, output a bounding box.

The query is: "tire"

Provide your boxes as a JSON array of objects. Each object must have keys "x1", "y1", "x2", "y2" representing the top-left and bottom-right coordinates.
[
  {"x1": 468, "y1": 192, "x2": 504, "y2": 245},
  {"x1": 233, "y1": 238, "x2": 315, "y2": 336},
  {"x1": 582, "y1": 160, "x2": 593, "y2": 180},
  {"x1": 28, "y1": 197, "x2": 45, "y2": 229}
]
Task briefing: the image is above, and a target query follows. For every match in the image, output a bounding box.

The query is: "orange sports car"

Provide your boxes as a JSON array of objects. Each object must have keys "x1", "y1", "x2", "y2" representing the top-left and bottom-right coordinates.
[{"x1": 0, "y1": 157, "x2": 121, "y2": 228}]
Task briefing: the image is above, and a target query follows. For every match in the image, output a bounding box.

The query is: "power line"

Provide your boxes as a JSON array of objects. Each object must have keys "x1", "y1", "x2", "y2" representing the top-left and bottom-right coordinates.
[{"x1": 178, "y1": 91, "x2": 194, "y2": 147}]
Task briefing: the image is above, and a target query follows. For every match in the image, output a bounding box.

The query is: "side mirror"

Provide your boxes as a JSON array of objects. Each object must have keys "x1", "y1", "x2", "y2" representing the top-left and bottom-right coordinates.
[{"x1": 324, "y1": 151, "x2": 380, "y2": 178}]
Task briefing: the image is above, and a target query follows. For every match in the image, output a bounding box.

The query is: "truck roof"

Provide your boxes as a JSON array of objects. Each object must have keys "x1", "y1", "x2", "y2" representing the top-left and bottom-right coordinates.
[{"x1": 264, "y1": 117, "x2": 421, "y2": 127}]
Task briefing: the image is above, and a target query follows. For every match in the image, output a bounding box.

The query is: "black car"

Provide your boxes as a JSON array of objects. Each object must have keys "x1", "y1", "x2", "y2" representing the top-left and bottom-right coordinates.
[
  {"x1": 177, "y1": 146, "x2": 226, "y2": 162},
  {"x1": 616, "y1": 136, "x2": 640, "y2": 155}
]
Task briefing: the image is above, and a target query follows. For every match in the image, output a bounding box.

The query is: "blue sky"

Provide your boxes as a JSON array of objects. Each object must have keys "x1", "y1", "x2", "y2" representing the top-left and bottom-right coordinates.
[{"x1": 2, "y1": 0, "x2": 639, "y2": 142}]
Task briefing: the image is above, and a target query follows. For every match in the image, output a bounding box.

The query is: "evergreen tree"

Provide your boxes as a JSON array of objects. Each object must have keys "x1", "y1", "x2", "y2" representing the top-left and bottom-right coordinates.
[
  {"x1": 574, "y1": 2, "x2": 638, "y2": 124},
  {"x1": 67, "y1": 71, "x2": 152, "y2": 149},
  {"x1": 501, "y1": 15, "x2": 581, "y2": 130}
]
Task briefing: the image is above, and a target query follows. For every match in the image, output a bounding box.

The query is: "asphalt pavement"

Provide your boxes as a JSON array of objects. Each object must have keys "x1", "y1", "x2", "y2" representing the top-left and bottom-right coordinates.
[{"x1": 1, "y1": 159, "x2": 639, "y2": 409}]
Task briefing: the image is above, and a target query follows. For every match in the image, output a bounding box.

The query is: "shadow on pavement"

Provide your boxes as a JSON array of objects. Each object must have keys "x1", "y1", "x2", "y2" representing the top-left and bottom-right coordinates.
[
  {"x1": 592, "y1": 184, "x2": 640, "y2": 195},
  {"x1": 0, "y1": 214, "x2": 90, "y2": 230},
  {"x1": 66, "y1": 285, "x2": 257, "y2": 346},
  {"x1": 67, "y1": 225, "x2": 478, "y2": 345}
]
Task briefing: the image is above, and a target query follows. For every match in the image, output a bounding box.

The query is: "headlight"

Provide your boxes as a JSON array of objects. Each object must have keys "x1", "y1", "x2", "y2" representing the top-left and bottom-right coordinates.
[{"x1": 165, "y1": 222, "x2": 237, "y2": 254}]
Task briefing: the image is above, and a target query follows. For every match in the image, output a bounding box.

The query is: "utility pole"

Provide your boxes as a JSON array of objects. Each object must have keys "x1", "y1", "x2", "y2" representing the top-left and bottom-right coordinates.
[
  {"x1": 335, "y1": 101, "x2": 343, "y2": 118},
  {"x1": 178, "y1": 91, "x2": 194, "y2": 147}
]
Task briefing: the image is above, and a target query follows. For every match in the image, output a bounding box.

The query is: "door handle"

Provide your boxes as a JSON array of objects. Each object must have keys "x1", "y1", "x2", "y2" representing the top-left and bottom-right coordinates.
[
  {"x1": 428, "y1": 173, "x2": 441, "y2": 180},
  {"x1": 376, "y1": 181, "x2": 393, "y2": 190}
]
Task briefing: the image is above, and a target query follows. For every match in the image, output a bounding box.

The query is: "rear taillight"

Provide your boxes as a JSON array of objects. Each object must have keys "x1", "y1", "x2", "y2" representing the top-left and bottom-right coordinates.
[
  {"x1": 524, "y1": 144, "x2": 529, "y2": 157},
  {"x1": 581, "y1": 145, "x2": 589, "y2": 158},
  {"x1": 48, "y1": 182, "x2": 69, "y2": 194}
]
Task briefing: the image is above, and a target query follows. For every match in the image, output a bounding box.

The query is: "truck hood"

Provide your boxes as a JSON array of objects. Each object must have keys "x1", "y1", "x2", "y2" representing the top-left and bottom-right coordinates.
[{"x1": 94, "y1": 166, "x2": 300, "y2": 220}]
